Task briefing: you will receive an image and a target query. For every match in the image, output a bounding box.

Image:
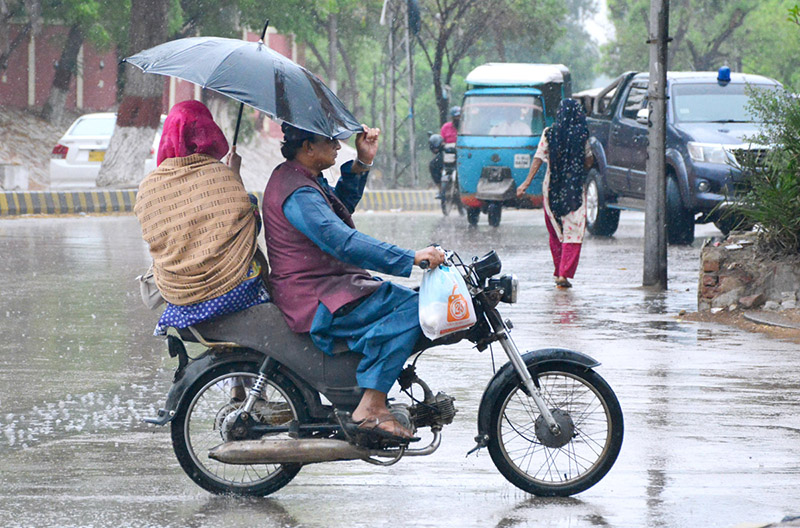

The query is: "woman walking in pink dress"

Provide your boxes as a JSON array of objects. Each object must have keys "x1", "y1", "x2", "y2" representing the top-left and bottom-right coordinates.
[{"x1": 517, "y1": 99, "x2": 594, "y2": 288}]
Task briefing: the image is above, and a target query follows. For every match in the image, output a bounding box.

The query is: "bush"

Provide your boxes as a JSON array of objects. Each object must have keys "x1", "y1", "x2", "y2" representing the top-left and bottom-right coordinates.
[{"x1": 730, "y1": 87, "x2": 800, "y2": 255}]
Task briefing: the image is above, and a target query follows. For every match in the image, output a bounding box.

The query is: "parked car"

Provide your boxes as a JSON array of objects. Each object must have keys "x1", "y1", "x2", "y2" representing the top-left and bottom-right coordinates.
[
  {"x1": 584, "y1": 68, "x2": 782, "y2": 244},
  {"x1": 49, "y1": 113, "x2": 165, "y2": 189},
  {"x1": 456, "y1": 62, "x2": 572, "y2": 227}
]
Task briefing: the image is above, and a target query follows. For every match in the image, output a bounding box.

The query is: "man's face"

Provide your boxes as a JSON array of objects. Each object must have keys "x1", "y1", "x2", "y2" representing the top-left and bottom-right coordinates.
[
  {"x1": 306, "y1": 136, "x2": 341, "y2": 170},
  {"x1": 452, "y1": 115, "x2": 460, "y2": 127}
]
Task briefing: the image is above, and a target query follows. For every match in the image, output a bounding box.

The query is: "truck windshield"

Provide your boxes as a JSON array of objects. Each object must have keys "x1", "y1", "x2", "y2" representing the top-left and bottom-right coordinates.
[
  {"x1": 671, "y1": 83, "x2": 777, "y2": 123},
  {"x1": 460, "y1": 95, "x2": 545, "y2": 136}
]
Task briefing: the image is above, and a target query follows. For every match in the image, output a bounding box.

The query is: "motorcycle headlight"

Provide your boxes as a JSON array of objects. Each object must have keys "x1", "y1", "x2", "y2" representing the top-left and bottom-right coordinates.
[
  {"x1": 488, "y1": 274, "x2": 518, "y2": 303},
  {"x1": 472, "y1": 251, "x2": 502, "y2": 283},
  {"x1": 687, "y1": 142, "x2": 734, "y2": 165}
]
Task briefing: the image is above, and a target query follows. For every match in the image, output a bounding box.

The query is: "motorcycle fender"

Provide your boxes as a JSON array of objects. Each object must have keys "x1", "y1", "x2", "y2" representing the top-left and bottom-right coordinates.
[
  {"x1": 144, "y1": 348, "x2": 265, "y2": 426},
  {"x1": 475, "y1": 348, "x2": 600, "y2": 438}
]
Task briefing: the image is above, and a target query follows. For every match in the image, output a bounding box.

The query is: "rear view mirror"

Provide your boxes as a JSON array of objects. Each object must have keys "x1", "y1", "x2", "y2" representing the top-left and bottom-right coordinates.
[{"x1": 636, "y1": 107, "x2": 650, "y2": 125}]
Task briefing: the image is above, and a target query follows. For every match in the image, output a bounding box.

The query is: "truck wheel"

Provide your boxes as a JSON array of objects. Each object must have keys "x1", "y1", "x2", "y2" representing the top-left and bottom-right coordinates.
[
  {"x1": 467, "y1": 207, "x2": 480, "y2": 226},
  {"x1": 487, "y1": 203, "x2": 502, "y2": 227},
  {"x1": 585, "y1": 169, "x2": 620, "y2": 237},
  {"x1": 666, "y1": 177, "x2": 694, "y2": 245}
]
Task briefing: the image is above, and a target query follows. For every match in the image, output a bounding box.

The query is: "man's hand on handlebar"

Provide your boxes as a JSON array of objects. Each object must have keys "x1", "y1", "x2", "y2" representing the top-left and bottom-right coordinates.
[{"x1": 414, "y1": 246, "x2": 445, "y2": 269}]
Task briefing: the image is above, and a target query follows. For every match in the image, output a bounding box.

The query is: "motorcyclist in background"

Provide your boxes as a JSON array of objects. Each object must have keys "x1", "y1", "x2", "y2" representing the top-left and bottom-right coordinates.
[
  {"x1": 440, "y1": 105, "x2": 460, "y2": 143},
  {"x1": 430, "y1": 106, "x2": 461, "y2": 195}
]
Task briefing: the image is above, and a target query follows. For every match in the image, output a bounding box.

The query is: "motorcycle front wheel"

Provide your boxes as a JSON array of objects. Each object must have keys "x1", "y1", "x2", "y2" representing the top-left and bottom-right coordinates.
[
  {"x1": 486, "y1": 361, "x2": 623, "y2": 496},
  {"x1": 171, "y1": 360, "x2": 308, "y2": 496}
]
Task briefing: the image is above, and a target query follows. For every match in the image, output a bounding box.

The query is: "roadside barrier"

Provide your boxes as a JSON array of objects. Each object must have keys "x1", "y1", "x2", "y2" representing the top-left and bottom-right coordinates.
[{"x1": 0, "y1": 189, "x2": 438, "y2": 216}]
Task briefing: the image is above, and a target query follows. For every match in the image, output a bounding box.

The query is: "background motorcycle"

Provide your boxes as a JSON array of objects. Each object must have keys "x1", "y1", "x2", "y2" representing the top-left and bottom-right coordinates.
[
  {"x1": 144, "y1": 249, "x2": 623, "y2": 497},
  {"x1": 428, "y1": 133, "x2": 464, "y2": 216}
]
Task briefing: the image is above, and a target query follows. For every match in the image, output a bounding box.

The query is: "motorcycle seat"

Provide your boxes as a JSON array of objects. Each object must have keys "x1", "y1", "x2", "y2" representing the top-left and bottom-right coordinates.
[{"x1": 179, "y1": 303, "x2": 362, "y2": 404}]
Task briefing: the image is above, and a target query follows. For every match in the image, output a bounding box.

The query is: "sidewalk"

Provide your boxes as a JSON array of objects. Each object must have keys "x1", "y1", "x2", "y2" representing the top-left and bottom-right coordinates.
[{"x1": 0, "y1": 189, "x2": 439, "y2": 216}]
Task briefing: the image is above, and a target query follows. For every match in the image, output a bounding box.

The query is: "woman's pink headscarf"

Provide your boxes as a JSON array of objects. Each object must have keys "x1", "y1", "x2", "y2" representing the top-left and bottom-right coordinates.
[{"x1": 157, "y1": 100, "x2": 229, "y2": 165}]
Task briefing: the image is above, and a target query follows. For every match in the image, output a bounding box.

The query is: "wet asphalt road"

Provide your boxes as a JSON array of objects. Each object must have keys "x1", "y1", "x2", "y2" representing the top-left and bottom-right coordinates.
[{"x1": 1, "y1": 210, "x2": 799, "y2": 528}]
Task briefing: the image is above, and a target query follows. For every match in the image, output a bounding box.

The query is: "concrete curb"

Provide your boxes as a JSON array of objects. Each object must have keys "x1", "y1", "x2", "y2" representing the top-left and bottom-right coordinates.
[{"x1": 0, "y1": 189, "x2": 439, "y2": 216}]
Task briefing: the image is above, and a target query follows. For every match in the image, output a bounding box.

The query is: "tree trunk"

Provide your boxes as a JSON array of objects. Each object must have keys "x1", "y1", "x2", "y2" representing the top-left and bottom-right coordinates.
[
  {"x1": 40, "y1": 23, "x2": 83, "y2": 126},
  {"x1": 0, "y1": 21, "x2": 31, "y2": 71},
  {"x1": 97, "y1": 0, "x2": 167, "y2": 187},
  {"x1": 327, "y1": 13, "x2": 338, "y2": 94}
]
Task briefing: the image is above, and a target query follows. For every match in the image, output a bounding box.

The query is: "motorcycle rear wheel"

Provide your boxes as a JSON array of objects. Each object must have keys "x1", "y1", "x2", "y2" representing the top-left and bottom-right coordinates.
[
  {"x1": 452, "y1": 174, "x2": 465, "y2": 215},
  {"x1": 486, "y1": 361, "x2": 623, "y2": 496},
  {"x1": 440, "y1": 180, "x2": 452, "y2": 216},
  {"x1": 171, "y1": 361, "x2": 308, "y2": 496}
]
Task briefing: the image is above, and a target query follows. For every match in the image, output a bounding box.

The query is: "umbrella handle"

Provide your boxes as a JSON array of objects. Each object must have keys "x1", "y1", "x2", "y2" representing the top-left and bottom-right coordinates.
[{"x1": 232, "y1": 102, "x2": 244, "y2": 146}]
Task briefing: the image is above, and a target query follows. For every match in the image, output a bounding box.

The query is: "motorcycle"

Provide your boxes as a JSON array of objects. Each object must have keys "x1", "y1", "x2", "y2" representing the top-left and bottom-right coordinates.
[
  {"x1": 428, "y1": 133, "x2": 465, "y2": 216},
  {"x1": 144, "y1": 249, "x2": 623, "y2": 497}
]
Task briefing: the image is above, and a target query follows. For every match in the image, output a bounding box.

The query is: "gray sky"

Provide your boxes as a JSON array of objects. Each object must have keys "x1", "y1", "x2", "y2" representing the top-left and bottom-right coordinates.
[{"x1": 584, "y1": 0, "x2": 614, "y2": 45}]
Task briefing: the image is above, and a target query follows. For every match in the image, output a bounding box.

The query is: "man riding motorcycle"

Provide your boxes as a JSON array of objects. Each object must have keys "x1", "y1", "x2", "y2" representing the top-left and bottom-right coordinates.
[{"x1": 262, "y1": 122, "x2": 444, "y2": 447}]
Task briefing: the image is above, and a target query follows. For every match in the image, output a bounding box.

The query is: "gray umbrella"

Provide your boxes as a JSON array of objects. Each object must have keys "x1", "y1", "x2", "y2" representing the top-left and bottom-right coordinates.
[{"x1": 123, "y1": 32, "x2": 363, "y2": 143}]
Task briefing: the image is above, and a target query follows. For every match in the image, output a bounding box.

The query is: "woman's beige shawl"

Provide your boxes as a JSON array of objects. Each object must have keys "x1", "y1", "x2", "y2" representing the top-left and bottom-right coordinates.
[{"x1": 134, "y1": 153, "x2": 256, "y2": 305}]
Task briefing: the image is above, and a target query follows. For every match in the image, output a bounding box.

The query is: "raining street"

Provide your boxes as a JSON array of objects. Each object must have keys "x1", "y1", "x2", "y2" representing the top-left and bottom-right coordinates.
[{"x1": 1, "y1": 210, "x2": 799, "y2": 528}]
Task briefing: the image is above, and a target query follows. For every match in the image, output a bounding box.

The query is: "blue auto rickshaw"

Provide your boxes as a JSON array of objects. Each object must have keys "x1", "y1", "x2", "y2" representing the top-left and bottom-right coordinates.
[{"x1": 457, "y1": 63, "x2": 572, "y2": 226}]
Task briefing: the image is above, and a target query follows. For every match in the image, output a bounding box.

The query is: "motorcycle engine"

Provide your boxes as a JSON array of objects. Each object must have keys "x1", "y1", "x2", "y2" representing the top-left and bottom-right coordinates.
[
  {"x1": 410, "y1": 392, "x2": 457, "y2": 428},
  {"x1": 388, "y1": 403, "x2": 413, "y2": 431}
]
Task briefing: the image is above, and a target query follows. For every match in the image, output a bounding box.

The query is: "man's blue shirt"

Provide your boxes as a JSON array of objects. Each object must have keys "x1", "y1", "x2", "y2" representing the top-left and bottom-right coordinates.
[{"x1": 282, "y1": 160, "x2": 414, "y2": 277}]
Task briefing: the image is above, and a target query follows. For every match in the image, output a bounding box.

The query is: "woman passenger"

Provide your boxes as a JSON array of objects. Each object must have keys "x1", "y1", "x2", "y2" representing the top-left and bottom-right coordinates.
[{"x1": 134, "y1": 100, "x2": 268, "y2": 346}]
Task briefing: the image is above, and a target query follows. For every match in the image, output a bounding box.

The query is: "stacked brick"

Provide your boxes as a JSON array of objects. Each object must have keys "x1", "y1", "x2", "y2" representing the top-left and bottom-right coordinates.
[{"x1": 698, "y1": 234, "x2": 800, "y2": 312}]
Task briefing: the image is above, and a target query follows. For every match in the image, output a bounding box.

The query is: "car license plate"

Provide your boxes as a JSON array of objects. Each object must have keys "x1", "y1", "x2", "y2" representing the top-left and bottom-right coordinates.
[
  {"x1": 514, "y1": 154, "x2": 531, "y2": 169},
  {"x1": 88, "y1": 150, "x2": 105, "y2": 162}
]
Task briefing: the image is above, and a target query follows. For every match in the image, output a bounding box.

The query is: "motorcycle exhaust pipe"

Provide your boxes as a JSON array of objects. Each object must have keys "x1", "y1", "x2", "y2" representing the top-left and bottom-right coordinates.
[{"x1": 208, "y1": 438, "x2": 372, "y2": 465}]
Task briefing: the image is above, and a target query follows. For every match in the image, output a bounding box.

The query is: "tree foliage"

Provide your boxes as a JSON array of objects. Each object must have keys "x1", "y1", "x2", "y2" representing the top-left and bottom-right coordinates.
[
  {"x1": 603, "y1": 0, "x2": 800, "y2": 90},
  {"x1": 731, "y1": 88, "x2": 800, "y2": 254},
  {"x1": 415, "y1": 0, "x2": 567, "y2": 123},
  {"x1": 604, "y1": 0, "x2": 759, "y2": 73}
]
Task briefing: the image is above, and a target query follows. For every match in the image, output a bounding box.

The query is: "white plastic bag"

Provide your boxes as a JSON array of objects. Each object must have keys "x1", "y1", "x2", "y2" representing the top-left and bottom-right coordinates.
[{"x1": 418, "y1": 265, "x2": 477, "y2": 340}]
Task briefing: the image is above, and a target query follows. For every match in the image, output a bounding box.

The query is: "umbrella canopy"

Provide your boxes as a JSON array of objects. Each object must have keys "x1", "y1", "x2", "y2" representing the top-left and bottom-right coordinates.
[{"x1": 124, "y1": 36, "x2": 363, "y2": 140}]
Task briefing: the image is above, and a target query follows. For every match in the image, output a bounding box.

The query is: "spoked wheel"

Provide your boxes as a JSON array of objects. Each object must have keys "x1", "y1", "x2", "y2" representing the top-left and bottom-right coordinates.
[
  {"x1": 171, "y1": 361, "x2": 308, "y2": 496},
  {"x1": 440, "y1": 179, "x2": 452, "y2": 216},
  {"x1": 453, "y1": 173, "x2": 465, "y2": 215},
  {"x1": 487, "y1": 361, "x2": 623, "y2": 496}
]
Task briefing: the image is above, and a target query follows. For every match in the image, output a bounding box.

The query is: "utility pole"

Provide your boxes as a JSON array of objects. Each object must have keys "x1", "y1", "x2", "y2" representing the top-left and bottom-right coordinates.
[
  {"x1": 380, "y1": 0, "x2": 417, "y2": 187},
  {"x1": 643, "y1": 0, "x2": 669, "y2": 289},
  {"x1": 388, "y1": 15, "x2": 398, "y2": 185},
  {"x1": 404, "y1": 4, "x2": 418, "y2": 187}
]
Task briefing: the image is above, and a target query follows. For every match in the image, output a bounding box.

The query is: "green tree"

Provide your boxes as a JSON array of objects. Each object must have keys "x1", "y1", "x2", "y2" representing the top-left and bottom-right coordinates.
[
  {"x1": 603, "y1": 0, "x2": 759, "y2": 74},
  {"x1": 415, "y1": 0, "x2": 567, "y2": 123},
  {"x1": 241, "y1": 0, "x2": 383, "y2": 118},
  {"x1": 738, "y1": 0, "x2": 800, "y2": 90},
  {"x1": 97, "y1": 0, "x2": 168, "y2": 187},
  {"x1": 0, "y1": 1, "x2": 42, "y2": 71},
  {"x1": 731, "y1": 87, "x2": 800, "y2": 254},
  {"x1": 39, "y1": 0, "x2": 125, "y2": 125}
]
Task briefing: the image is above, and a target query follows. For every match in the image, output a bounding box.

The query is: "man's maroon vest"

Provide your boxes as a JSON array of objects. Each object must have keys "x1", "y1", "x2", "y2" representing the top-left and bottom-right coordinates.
[{"x1": 263, "y1": 160, "x2": 380, "y2": 332}]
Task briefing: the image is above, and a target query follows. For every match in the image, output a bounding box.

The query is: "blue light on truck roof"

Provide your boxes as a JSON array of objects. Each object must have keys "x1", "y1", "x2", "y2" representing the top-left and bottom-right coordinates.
[{"x1": 718, "y1": 66, "x2": 731, "y2": 84}]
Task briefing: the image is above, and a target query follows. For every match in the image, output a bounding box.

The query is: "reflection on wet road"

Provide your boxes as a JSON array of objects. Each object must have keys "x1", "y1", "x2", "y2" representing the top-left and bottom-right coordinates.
[{"x1": 1, "y1": 211, "x2": 798, "y2": 527}]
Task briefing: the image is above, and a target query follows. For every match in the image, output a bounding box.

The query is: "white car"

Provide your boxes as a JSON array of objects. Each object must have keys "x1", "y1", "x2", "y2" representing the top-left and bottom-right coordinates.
[{"x1": 49, "y1": 112, "x2": 165, "y2": 189}]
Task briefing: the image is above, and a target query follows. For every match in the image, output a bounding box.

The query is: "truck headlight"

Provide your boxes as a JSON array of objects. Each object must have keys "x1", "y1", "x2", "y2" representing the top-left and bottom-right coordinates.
[{"x1": 687, "y1": 142, "x2": 734, "y2": 165}]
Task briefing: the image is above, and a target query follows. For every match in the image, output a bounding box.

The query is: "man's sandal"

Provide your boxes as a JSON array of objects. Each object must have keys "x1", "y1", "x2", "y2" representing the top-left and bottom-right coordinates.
[{"x1": 336, "y1": 411, "x2": 420, "y2": 449}]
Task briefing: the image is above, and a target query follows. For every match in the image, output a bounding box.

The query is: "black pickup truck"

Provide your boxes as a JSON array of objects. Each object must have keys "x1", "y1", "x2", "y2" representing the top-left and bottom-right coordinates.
[{"x1": 581, "y1": 69, "x2": 781, "y2": 244}]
